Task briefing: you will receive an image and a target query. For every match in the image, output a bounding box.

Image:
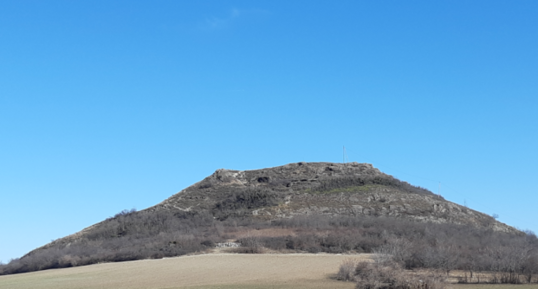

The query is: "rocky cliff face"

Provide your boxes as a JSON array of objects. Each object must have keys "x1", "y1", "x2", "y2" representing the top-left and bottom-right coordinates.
[{"x1": 151, "y1": 162, "x2": 515, "y2": 233}]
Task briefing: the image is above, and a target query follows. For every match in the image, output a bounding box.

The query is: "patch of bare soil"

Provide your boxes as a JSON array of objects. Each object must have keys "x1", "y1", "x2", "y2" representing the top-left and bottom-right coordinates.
[{"x1": 233, "y1": 228, "x2": 297, "y2": 239}]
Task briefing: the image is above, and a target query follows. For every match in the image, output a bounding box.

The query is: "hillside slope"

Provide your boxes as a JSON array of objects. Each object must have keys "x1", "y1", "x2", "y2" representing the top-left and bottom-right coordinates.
[
  {"x1": 1, "y1": 162, "x2": 521, "y2": 275},
  {"x1": 152, "y1": 162, "x2": 512, "y2": 231}
]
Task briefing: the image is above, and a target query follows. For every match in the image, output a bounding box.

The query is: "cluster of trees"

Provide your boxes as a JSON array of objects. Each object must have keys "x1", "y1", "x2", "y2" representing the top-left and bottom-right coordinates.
[
  {"x1": 0, "y1": 210, "x2": 219, "y2": 275},
  {"x1": 336, "y1": 231, "x2": 538, "y2": 288},
  {"x1": 1, "y1": 206, "x2": 536, "y2": 282},
  {"x1": 1, "y1": 211, "x2": 537, "y2": 280},
  {"x1": 238, "y1": 215, "x2": 538, "y2": 284},
  {"x1": 338, "y1": 257, "x2": 448, "y2": 289}
]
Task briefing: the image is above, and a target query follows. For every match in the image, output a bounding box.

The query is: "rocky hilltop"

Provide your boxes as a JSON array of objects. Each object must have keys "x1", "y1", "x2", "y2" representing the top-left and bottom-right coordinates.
[{"x1": 152, "y1": 162, "x2": 513, "y2": 232}]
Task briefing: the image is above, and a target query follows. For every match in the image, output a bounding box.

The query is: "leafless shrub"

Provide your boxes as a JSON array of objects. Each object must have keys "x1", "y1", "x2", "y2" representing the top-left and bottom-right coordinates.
[
  {"x1": 373, "y1": 237, "x2": 414, "y2": 267},
  {"x1": 59, "y1": 255, "x2": 82, "y2": 267},
  {"x1": 489, "y1": 272, "x2": 523, "y2": 284},
  {"x1": 4, "y1": 212, "x2": 538, "y2": 278},
  {"x1": 352, "y1": 259, "x2": 447, "y2": 289},
  {"x1": 522, "y1": 253, "x2": 538, "y2": 283},
  {"x1": 232, "y1": 236, "x2": 264, "y2": 253},
  {"x1": 337, "y1": 258, "x2": 363, "y2": 281}
]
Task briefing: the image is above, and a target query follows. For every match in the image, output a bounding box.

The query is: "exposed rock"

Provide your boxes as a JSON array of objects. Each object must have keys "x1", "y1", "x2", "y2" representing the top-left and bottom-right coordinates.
[
  {"x1": 151, "y1": 162, "x2": 516, "y2": 233},
  {"x1": 43, "y1": 162, "x2": 518, "y2": 250}
]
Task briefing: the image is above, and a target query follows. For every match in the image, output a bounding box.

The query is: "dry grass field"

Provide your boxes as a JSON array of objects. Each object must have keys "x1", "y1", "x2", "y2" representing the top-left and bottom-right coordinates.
[
  {"x1": 0, "y1": 253, "x2": 369, "y2": 289},
  {"x1": 2, "y1": 253, "x2": 538, "y2": 289},
  {"x1": 455, "y1": 285, "x2": 538, "y2": 289}
]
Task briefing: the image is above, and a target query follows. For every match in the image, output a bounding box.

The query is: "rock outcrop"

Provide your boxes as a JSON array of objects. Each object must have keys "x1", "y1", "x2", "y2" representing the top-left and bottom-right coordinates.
[{"x1": 150, "y1": 162, "x2": 515, "y2": 233}]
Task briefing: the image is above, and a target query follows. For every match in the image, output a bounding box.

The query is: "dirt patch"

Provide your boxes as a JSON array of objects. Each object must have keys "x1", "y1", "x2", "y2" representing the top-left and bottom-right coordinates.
[{"x1": 233, "y1": 228, "x2": 297, "y2": 239}]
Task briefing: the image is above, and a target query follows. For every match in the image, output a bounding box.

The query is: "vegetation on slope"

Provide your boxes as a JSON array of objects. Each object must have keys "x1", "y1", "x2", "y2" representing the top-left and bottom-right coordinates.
[
  {"x1": 2, "y1": 211, "x2": 538, "y2": 282},
  {"x1": 313, "y1": 175, "x2": 434, "y2": 196},
  {"x1": 1, "y1": 162, "x2": 534, "y2": 281},
  {"x1": 212, "y1": 188, "x2": 283, "y2": 220}
]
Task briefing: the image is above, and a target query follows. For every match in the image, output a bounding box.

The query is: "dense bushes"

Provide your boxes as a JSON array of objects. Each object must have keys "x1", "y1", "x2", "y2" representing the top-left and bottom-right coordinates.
[
  {"x1": 2, "y1": 211, "x2": 537, "y2": 281},
  {"x1": 1, "y1": 210, "x2": 216, "y2": 275},
  {"x1": 212, "y1": 188, "x2": 284, "y2": 220},
  {"x1": 335, "y1": 227, "x2": 538, "y2": 286},
  {"x1": 252, "y1": 216, "x2": 538, "y2": 283},
  {"x1": 338, "y1": 258, "x2": 448, "y2": 289}
]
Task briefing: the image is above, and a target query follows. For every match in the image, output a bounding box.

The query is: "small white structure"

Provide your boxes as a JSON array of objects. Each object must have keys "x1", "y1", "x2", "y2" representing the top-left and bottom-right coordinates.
[{"x1": 216, "y1": 242, "x2": 240, "y2": 248}]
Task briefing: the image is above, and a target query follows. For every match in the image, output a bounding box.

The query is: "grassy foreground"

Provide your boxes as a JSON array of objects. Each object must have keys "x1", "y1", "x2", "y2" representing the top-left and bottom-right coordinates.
[
  {"x1": 0, "y1": 253, "x2": 364, "y2": 289},
  {"x1": 455, "y1": 285, "x2": 538, "y2": 289},
  {"x1": 2, "y1": 253, "x2": 538, "y2": 289}
]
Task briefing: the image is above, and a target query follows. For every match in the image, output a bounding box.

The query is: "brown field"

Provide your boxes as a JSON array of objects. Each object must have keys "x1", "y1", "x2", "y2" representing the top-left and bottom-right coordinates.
[
  {"x1": 0, "y1": 253, "x2": 369, "y2": 289},
  {"x1": 2, "y1": 253, "x2": 538, "y2": 289},
  {"x1": 455, "y1": 285, "x2": 538, "y2": 289}
]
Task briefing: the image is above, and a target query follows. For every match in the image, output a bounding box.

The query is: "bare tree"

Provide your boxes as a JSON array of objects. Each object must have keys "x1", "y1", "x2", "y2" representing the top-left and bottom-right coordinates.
[
  {"x1": 373, "y1": 237, "x2": 413, "y2": 267},
  {"x1": 486, "y1": 239, "x2": 533, "y2": 284}
]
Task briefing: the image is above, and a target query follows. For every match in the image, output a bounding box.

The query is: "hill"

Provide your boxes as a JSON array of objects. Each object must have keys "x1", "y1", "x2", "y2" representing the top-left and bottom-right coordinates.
[{"x1": 1, "y1": 162, "x2": 534, "y2": 277}]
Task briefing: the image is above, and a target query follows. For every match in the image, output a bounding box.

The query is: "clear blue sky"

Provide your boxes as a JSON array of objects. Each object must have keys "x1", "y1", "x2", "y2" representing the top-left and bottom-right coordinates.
[{"x1": 1, "y1": 0, "x2": 537, "y2": 263}]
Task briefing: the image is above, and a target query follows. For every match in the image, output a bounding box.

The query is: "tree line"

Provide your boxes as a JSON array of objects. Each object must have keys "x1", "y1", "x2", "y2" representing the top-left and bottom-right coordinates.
[
  {"x1": 1, "y1": 209, "x2": 537, "y2": 282},
  {"x1": 0, "y1": 176, "x2": 535, "y2": 280}
]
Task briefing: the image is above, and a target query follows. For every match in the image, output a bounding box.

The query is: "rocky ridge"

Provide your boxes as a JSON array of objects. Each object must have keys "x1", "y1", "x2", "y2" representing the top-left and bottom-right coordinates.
[{"x1": 151, "y1": 162, "x2": 515, "y2": 233}]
